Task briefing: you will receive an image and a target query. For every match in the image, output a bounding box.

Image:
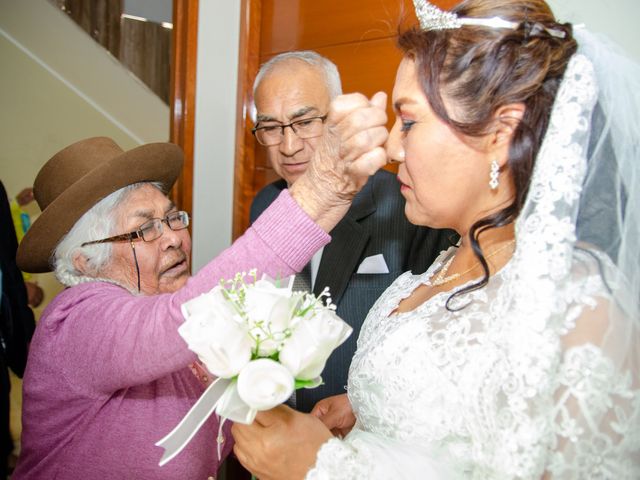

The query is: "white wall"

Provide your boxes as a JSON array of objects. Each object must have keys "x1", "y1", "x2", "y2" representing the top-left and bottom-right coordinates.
[
  {"x1": 0, "y1": 0, "x2": 240, "y2": 276},
  {"x1": 0, "y1": 0, "x2": 170, "y2": 312},
  {"x1": 190, "y1": 0, "x2": 241, "y2": 271},
  {"x1": 0, "y1": 0, "x2": 169, "y2": 199},
  {"x1": 548, "y1": 0, "x2": 639, "y2": 62}
]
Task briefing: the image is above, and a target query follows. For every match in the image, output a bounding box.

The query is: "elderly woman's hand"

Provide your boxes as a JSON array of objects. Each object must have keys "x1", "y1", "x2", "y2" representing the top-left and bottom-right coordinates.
[
  {"x1": 290, "y1": 91, "x2": 389, "y2": 232},
  {"x1": 232, "y1": 405, "x2": 333, "y2": 480}
]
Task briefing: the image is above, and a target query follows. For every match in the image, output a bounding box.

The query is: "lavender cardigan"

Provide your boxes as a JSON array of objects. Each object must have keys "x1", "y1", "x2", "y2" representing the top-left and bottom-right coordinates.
[{"x1": 13, "y1": 191, "x2": 330, "y2": 480}]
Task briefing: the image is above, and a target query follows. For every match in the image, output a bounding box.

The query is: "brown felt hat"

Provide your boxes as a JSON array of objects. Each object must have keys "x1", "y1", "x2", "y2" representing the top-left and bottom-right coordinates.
[{"x1": 17, "y1": 137, "x2": 183, "y2": 273}]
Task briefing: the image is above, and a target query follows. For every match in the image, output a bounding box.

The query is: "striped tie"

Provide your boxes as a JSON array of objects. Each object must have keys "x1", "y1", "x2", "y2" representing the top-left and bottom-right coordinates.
[{"x1": 287, "y1": 263, "x2": 312, "y2": 409}]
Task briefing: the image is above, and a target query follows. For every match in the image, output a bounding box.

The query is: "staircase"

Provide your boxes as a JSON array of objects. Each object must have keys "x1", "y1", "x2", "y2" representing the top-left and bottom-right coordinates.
[{"x1": 50, "y1": 0, "x2": 172, "y2": 104}]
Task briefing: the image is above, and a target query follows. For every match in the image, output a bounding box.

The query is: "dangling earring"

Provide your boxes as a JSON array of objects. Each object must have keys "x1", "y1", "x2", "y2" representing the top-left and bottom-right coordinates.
[{"x1": 489, "y1": 160, "x2": 500, "y2": 190}]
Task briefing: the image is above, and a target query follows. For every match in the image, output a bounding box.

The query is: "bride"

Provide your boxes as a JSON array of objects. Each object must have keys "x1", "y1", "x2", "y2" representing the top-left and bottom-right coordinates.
[{"x1": 232, "y1": 0, "x2": 640, "y2": 478}]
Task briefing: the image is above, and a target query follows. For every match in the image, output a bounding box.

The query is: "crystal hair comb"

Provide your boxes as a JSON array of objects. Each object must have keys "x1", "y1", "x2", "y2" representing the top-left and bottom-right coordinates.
[{"x1": 412, "y1": 0, "x2": 565, "y2": 38}]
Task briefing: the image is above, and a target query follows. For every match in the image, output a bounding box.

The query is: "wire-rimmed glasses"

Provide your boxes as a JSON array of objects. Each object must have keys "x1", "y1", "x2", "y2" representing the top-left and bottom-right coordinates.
[
  {"x1": 81, "y1": 211, "x2": 190, "y2": 247},
  {"x1": 252, "y1": 115, "x2": 327, "y2": 146}
]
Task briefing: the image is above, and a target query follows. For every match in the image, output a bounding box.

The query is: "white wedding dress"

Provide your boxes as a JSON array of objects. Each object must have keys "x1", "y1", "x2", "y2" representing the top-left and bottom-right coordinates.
[
  {"x1": 307, "y1": 45, "x2": 640, "y2": 480},
  {"x1": 308, "y1": 248, "x2": 638, "y2": 479}
]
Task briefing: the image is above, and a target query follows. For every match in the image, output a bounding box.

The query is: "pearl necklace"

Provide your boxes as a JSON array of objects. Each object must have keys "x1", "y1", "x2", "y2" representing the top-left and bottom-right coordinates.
[{"x1": 431, "y1": 240, "x2": 516, "y2": 287}]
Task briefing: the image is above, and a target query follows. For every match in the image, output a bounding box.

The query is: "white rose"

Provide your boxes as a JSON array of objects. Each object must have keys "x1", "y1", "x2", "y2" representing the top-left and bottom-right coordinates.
[
  {"x1": 181, "y1": 286, "x2": 242, "y2": 321},
  {"x1": 244, "y1": 280, "x2": 299, "y2": 356},
  {"x1": 279, "y1": 308, "x2": 352, "y2": 380},
  {"x1": 179, "y1": 288, "x2": 252, "y2": 378},
  {"x1": 236, "y1": 359, "x2": 294, "y2": 410}
]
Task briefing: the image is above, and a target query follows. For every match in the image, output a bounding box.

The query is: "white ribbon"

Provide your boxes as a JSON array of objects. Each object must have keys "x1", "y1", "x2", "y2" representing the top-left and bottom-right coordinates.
[{"x1": 155, "y1": 377, "x2": 257, "y2": 466}]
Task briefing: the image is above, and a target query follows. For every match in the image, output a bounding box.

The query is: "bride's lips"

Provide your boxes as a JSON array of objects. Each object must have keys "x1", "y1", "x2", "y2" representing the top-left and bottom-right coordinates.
[{"x1": 397, "y1": 176, "x2": 411, "y2": 192}]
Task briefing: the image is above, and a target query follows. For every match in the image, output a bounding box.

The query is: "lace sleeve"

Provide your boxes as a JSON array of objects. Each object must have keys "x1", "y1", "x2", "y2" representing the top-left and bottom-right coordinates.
[
  {"x1": 306, "y1": 429, "x2": 457, "y2": 480},
  {"x1": 305, "y1": 438, "x2": 371, "y2": 479},
  {"x1": 544, "y1": 258, "x2": 640, "y2": 478}
]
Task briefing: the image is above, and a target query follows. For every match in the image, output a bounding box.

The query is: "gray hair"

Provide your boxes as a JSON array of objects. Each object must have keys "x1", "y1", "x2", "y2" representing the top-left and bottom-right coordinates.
[
  {"x1": 251, "y1": 51, "x2": 342, "y2": 122},
  {"x1": 53, "y1": 182, "x2": 164, "y2": 287}
]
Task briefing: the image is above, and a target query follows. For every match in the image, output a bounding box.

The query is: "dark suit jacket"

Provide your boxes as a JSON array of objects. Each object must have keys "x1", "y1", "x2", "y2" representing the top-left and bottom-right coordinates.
[
  {"x1": 0, "y1": 181, "x2": 35, "y2": 378},
  {"x1": 0, "y1": 181, "x2": 36, "y2": 472},
  {"x1": 250, "y1": 170, "x2": 455, "y2": 412}
]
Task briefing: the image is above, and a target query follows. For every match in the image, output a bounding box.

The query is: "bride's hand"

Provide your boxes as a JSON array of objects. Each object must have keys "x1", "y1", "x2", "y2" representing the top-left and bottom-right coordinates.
[
  {"x1": 290, "y1": 91, "x2": 388, "y2": 233},
  {"x1": 311, "y1": 393, "x2": 355, "y2": 438},
  {"x1": 231, "y1": 404, "x2": 333, "y2": 480}
]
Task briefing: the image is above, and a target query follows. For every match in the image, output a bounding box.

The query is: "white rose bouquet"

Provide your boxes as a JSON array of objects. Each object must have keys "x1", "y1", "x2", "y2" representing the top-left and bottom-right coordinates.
[{"x1": 156, "y1": 270, "x2": 352, "y2": 466}]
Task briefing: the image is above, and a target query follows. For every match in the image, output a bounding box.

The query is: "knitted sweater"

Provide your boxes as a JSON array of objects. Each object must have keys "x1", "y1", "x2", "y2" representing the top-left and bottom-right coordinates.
[{"x1": 13, "y1": 191, "x2": 329, "y2": 479}]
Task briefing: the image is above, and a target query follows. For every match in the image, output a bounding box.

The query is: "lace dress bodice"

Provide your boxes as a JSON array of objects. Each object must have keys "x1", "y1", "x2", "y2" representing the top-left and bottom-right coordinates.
[{"x1": 307, "y1": 248, "x2": 639, "y2": 479}]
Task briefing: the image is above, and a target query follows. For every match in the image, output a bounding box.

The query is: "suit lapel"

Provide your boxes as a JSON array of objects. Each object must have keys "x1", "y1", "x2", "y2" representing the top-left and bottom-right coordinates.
[
  {"x1": 313, "y1": 179, "x2": 377, "y2": 304},
  {"x1": 313, "y1": 217, "x2": 368, "y2": 304}
]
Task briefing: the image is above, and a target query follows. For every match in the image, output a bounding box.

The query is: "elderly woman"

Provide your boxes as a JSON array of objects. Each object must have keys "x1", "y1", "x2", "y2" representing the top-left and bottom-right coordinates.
[
  {"x1": 12, "y1": 91, "x2": 388, "y2": 479},
  {"x1": 232, "y1": 0, "x2": 640, "y2": 478}
]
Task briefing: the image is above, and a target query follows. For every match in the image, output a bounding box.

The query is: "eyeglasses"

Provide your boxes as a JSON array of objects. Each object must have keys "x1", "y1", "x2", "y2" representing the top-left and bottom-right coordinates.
[
  {"x1": 81, "y1": 211, "x2": 190, "y2": 247},
  {"x1": 252, "y1": 115, "x2": 327, "y2": 146}
]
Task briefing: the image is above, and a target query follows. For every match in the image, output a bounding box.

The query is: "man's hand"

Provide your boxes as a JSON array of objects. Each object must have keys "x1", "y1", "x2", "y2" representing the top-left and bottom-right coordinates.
[
  {"x1": 311, "y1": 393, "x2": 355, "y2": 438},
  {"x1": 25, "y1": 281, "x2": 44, "y2": 308},
  {"x1": 232, "y1": 405, "x2": 333, "y2": 480},
  {"x1": 16, "y1": 187, "x2": 34, "y2": 207},
  {"x1": 290, "y1": 91, "x2": 388, "y2": 232}
]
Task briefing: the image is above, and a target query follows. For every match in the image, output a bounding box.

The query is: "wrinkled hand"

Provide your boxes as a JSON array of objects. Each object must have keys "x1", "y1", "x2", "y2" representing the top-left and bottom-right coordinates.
[
  {"x1": 311, "y1": 393, "x2": 355, "y2": 438},
  {"x1": 290, "y1": 92, "x2": 388, "y2": 232},
  {"x1": 232, "y1": 404, "x2": 333, "y2": 480},
  {"x1": 16, "y1": 187, "x2": 34, "y2": 207},
  {"x1": 25, "y1": 281, "x2": 44, "y2": 308}
]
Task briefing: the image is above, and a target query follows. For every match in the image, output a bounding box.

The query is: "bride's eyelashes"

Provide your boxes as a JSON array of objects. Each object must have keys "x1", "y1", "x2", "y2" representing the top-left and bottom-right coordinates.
[{"x1": 400, "y1": 119, "x2": 416, "y2": 132}]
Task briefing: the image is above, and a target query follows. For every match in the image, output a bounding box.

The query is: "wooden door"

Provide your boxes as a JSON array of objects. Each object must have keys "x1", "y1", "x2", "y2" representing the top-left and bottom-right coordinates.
[
  {"x1": 232, "y1": 0, "x2": 458, "y2": 238},
  {"x1": 169, "y1": 0, "x2": 198, "y2": 220}
]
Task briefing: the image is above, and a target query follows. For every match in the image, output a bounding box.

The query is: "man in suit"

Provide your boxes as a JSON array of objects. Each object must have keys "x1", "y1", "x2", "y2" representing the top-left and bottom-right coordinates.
[
  {"x1": 250, "y1": 51, "x2": 453, "y2": 413},
  {"x1": 0, "y1": 181, "x2": 36, "y2": 477}
]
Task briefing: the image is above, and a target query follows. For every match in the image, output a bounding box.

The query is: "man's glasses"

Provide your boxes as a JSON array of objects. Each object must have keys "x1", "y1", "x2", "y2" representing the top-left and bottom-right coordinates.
[
  {"x1": 81, "y1": 211, "x2": 190, "y2": 247},
  {"x1": 252, "y1": 115, "x2": 327, "y2": 146}
]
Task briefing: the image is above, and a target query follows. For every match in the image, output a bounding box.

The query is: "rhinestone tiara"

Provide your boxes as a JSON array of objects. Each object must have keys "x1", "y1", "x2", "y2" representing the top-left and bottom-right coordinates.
[{"x1": 412, "y1": 0, "x2": 565, "y2": 38}]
